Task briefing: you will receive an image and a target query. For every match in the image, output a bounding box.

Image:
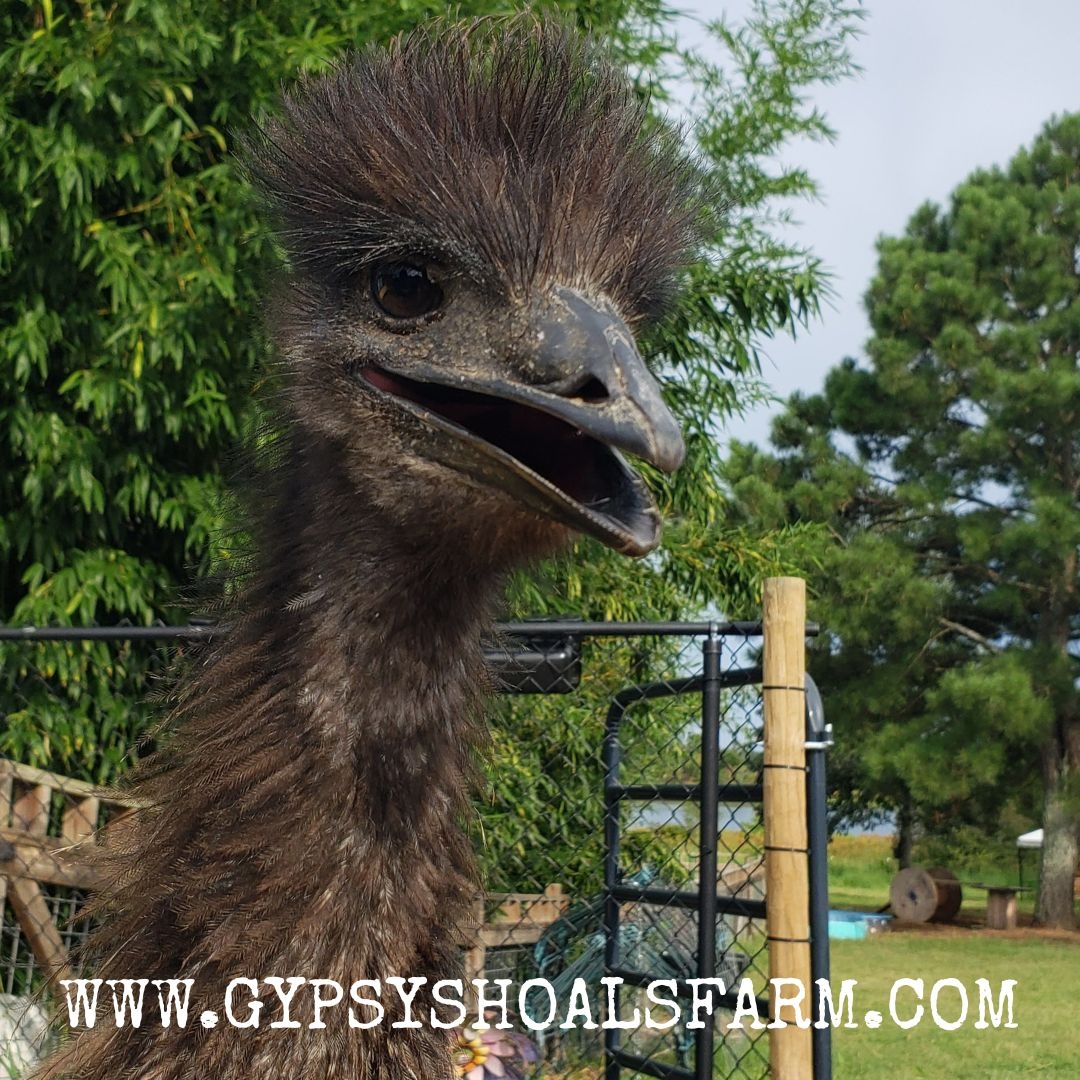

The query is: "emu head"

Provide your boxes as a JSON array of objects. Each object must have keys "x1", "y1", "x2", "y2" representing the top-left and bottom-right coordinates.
[{"x1": 246, "y1": 18, "x2": 701, "y2": 561}]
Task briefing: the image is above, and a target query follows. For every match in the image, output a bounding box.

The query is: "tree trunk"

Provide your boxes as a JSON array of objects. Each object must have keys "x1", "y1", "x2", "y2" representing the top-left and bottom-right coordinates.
[
  {"x1": 893, "y1": 794, "x2": 915, "y2": 869},
  {"x1": 1035, "y1": 738, "x2": 1080, "y2": 929},
  {"x1": 1033, "y1": 535, "x2": 1079, "y2": 929}
]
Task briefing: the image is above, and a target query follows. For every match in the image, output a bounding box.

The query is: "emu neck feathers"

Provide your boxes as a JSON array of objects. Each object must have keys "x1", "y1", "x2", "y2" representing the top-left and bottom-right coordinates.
[
  {"x1": 40, "y1": 444, "x2": 499, "y2": 1079},
  {"x1": 164, "y1": 439, "x2": 499, "y2": 948}
]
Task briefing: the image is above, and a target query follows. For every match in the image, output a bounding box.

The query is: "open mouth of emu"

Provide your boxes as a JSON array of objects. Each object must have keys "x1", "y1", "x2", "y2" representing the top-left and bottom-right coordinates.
[{"x1": 359, "y1": 366, "x2": 660, "y2": 554}]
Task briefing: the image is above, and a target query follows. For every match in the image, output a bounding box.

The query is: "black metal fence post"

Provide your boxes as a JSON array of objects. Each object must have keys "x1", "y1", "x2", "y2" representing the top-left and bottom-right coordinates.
[
  {"x1": 694, "y1": 630, "x2": 721, "y2": 1080},
  {"x1": 805, "y1": 674, "x2": 832, "y2": 1080},
  {"x1": 602, "y1": 693, "x2": 623, "y2": 1080}
]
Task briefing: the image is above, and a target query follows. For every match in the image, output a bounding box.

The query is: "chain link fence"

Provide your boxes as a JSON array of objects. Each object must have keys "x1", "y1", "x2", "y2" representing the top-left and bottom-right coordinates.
[
  {"x1": 478, "y1": 624, "x2": 770, "y2": 1080},
  {"x1": 0, "y1": 621, "x2": 802, "y2": 1079}
]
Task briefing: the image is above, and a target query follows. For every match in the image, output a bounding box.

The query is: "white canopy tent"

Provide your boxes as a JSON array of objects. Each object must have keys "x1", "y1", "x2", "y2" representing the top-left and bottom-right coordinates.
[{"x1": 1016, "y1": 828, "x2": 1042, "y2": 888}]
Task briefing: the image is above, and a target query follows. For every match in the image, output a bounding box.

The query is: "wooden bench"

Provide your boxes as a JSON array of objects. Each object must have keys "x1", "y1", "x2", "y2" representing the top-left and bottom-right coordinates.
[
  {"x1": 967, "y1": 883, "x2": 1032, "y2": 930},
  {"x1": 459, "y1": 883, "x2": 570, "y2": 991},
  {"x1": 1, "y1": 759, "x2": 571, "y2": 1002}
]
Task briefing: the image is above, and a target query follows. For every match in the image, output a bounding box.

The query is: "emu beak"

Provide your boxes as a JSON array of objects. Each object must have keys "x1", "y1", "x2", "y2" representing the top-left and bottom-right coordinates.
[
  {"x1": 521, "y1": 287, "x2": 685, "y2": 475},
  {"x1": 358, "y1": 288, "x2": 684, "y2": 556}
]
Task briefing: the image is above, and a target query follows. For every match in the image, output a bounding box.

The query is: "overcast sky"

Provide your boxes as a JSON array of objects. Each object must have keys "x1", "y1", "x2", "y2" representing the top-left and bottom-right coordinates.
[{"x1": 687, "y1": 0, "x2": 1080, "y2": 448}]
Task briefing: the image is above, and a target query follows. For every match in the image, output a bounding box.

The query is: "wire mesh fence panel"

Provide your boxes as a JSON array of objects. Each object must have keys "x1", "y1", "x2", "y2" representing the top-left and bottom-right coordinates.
[
  {"x1": 0, "y1": 631, "x2": 204, "y2": 1077},
  {"x1": 0, "y1": 624, "x2": 782, "y2": 1080},
  {"x1": 602, "y1": 633, "x2": 769, "y2": 1080}
]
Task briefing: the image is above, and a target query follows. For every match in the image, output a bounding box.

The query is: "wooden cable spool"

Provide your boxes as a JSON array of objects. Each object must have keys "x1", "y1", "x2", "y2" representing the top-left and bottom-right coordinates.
[{"x1": 889, "y1": 865, "x2": 962, "y2": 923}]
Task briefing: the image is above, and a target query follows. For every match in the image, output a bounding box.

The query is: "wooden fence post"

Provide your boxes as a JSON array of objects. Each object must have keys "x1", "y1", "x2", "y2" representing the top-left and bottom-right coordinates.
[{"x1": 763, "y1": 577, "x2": 812, "y2": 1078}]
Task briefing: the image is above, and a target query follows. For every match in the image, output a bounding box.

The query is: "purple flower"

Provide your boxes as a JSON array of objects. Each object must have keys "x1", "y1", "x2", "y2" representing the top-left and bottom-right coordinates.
[{"x1": 453, "y1": 1014, "x2": 539, "y2": 1080}]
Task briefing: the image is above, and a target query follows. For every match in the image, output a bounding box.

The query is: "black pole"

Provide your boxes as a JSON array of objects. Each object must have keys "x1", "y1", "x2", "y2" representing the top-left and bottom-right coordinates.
[
  {"x1": 0, "y1": 624, "x2": 219, "y2": 641},
  {"x1": 603, "y1": 699, "x2": 623, "y2": 1080},
  {"x1": 805, "y1": 675, "x2": 832, "y2": 1080},
  {"x1": 694, "y1": 630, "x2": 722, "y2": 1080},
  {"x1": 0, "y1": 619, "x2": 822, "y2": 641}
]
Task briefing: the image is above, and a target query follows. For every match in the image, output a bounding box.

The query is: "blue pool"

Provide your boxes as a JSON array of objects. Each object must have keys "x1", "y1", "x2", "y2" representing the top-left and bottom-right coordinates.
[{"x1": 828, "y1": 909, "x2": 892, "y2": 940}]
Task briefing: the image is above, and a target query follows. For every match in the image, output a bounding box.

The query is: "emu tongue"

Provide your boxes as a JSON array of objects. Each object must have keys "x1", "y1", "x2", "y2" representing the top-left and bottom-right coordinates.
[{"x1": 359, "y1": 366, "x2": 659, "y2": 553}]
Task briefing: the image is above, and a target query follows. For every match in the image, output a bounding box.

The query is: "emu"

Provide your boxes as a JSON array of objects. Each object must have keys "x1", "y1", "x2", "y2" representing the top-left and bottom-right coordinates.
[{"x1": 37, "y1": 17, "x2": 699, "y2": 1079}]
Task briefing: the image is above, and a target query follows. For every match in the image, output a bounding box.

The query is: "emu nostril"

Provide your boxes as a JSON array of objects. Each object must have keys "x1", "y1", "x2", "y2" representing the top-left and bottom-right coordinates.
[
  {"x1": 575, "y1": 376, "x2": 610, "y2": 403},
  {"x1": 568, "y1": 375, "x2": 610, "y2": 403},
  {"x1": 534, "y1": 373, "x2": 611, "y2": 402}
]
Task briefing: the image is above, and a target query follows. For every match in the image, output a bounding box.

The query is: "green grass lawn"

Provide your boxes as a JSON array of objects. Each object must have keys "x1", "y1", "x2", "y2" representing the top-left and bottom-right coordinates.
[
  {"x1": 831, "y1": 932, "x2": 1080, "y2": 1077},
  {"x1": 826, "y1": 835, "x2": 1080, "y2": 1077},
  {"x1": 548, "y1": 929, "x2": 1080, "y2": 1079}
]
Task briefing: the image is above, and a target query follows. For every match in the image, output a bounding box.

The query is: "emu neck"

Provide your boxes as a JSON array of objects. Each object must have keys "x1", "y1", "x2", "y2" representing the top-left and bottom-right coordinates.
[
  {"x1": 115, "y1": 437, "x2": 502, "y2": 986},
  {"x1": 213, "y1": 438, "x2": 502, "y2": 959}
]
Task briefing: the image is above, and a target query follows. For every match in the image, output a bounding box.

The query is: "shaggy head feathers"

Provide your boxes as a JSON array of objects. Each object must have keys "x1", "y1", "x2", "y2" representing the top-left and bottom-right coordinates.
[{"x1": 244, "y1": 16, "x2": 703, "y2": 326}]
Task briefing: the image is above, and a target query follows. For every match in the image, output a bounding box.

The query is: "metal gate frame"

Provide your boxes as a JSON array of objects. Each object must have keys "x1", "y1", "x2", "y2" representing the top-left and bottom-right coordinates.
[{"x1": 599, "y1": 622, "x2": 831, "y2": 1080}]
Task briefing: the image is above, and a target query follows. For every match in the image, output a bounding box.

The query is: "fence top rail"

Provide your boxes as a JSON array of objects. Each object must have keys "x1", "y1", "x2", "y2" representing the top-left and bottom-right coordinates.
[
  {"x1": 0, "y1": 619, "x2": 817, "y2": 642},
  {"x1": 0, "y1": 757, "x2": 101, "y2": 797}
]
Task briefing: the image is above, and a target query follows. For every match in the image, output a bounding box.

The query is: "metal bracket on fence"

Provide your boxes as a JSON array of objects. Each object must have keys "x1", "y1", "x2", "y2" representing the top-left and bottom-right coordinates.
[
  {"x1": 804, "y1": 724, "x2": 834, "y2": 751},
  {"x1": 487, "y1": 621, "x2": 583, "y2": 694}
]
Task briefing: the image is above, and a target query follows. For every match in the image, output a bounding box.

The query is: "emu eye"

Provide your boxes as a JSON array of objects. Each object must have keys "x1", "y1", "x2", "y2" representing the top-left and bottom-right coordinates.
[{"x1": 370, "y1": 262, "x2": 443, "y2": 320}]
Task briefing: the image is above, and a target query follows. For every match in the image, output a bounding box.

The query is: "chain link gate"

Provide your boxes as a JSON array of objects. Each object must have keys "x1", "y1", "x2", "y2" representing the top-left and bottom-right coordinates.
[
  {"x1": 601, "y1": 626, "x2": 767, "y2": 1080},
  {"x1": 593, "y1": 603, "x2": 829, "y2": 1080}
]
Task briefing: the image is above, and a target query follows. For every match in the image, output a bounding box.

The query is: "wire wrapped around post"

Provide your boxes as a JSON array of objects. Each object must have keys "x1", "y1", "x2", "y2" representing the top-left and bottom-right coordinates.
[{"x1": 763, "y1": 577, "x2": 813, "y2": 1078}]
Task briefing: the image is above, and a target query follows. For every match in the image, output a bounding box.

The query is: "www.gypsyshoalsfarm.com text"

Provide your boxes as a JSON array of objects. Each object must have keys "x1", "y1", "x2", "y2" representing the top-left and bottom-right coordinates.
[{"x1": 57, "y1": 975, "x2": 1018, "y2": 1032}]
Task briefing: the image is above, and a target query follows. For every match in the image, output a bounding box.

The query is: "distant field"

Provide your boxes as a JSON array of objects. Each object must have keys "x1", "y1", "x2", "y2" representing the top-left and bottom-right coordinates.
[
  {"x1": 827, "y1": 833, "x2": 1047, "y2": 919},
  {"x1": 827, "y1": 833, "x2": 896, "y2": 911}
]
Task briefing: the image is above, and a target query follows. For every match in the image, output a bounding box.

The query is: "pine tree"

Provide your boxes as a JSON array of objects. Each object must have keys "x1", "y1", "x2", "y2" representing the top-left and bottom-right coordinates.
[{"x1": 728, "y1": 113, "x2": 1080, "y2": 927}]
